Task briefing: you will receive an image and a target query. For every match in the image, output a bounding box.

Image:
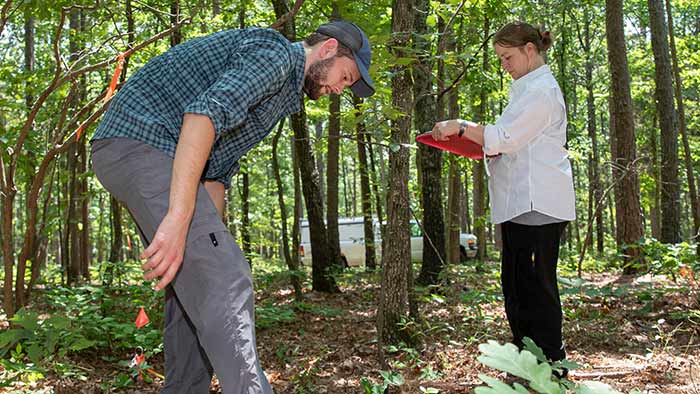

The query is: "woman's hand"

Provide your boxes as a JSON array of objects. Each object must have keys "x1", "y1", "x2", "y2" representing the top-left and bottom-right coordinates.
[{"x1": 431, "y1": 119, "x2": 462, "y2": 141}]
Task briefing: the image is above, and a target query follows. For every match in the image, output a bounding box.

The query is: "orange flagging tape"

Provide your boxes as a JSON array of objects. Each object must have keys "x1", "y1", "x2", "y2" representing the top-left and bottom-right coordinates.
[
  {"x1": 76, "y1": 53, "x2": 125, "y2": 141},
  {"x1": 135, "y1": 307, "x2": 150, "y2": 328},
  {"x1": 104, "y1": 53, "x2": 125, "y2": 105},
  {"x1": 76, "y1": 124, "x2": 85, "y2": 140}
]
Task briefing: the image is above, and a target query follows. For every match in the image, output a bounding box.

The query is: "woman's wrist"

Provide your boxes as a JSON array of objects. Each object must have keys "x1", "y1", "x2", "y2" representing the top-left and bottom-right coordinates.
[{"x1": 458, "y1": 120, "x2": 468, "y2": 138}]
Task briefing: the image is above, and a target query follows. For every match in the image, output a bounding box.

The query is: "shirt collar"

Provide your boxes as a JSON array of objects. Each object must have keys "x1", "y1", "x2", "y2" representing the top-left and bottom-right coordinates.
[{"x1": 509, "y1": 64, "x2": 551, "y2": 97}]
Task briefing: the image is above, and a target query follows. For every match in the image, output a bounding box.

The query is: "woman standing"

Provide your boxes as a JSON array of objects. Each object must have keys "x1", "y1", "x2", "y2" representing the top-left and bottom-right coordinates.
[{"x1": 431, "y1": 21, "x2": 576, "y2": 366}]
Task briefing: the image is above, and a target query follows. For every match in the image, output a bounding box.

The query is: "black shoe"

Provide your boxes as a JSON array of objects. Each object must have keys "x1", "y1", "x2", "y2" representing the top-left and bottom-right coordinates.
[{"x1": 552, "y1": 367, "x2": 568, "y2": 379}]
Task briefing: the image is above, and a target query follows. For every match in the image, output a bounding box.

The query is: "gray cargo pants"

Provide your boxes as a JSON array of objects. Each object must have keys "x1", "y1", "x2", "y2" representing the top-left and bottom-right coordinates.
[{"x1": 91, "y1": 138, "x2": 273, "y2": 394}]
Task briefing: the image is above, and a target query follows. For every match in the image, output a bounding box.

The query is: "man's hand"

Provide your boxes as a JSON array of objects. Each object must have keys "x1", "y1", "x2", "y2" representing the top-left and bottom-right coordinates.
[
  {"x1": 140, "y1": 211, "x2": 189, "y2": 290},
  {"x1": 431, "y1": 119, "x2": 461, "y2": 141},
  {"x1": 141, "y1": 113, "x2": 216, "y2": 291}
]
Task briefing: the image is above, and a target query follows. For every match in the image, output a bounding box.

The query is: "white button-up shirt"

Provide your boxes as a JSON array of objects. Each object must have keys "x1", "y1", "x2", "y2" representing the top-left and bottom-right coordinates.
[{"x1": 482, "y1": 65, "x2": 576, "y2": 224}]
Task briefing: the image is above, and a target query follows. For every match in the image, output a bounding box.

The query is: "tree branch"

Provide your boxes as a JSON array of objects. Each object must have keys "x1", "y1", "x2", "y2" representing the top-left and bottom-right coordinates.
[
  {"x1": 270, "y1": 0, "x2": 305, "y2": 30},
  {"x1": 0, "y1": 0, "x2": 14, "y2": 39},
  {"x1": 437, "y1": 32, "x2": 494, "y2": 102}
]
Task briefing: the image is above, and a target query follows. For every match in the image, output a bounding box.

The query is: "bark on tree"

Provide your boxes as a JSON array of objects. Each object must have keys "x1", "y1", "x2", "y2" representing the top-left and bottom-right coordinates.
[
  {"x1": 473, "y1": 15, "x2": 489, "y2": 262},
  {"x1": 378, "y1": 0, "x2": 414, "y2": 363},
  {"x1": 170, "y1": 0, "x2": 182, "y2": 47},
  {"x1": 606, "y1": 0, "x2": 645, "y2": 268},
  {"x1": 413, "y1": 0, "x2": 445, "y2": 285},
  {"x1": 354, "y1": 95, "x2": 377, "y2": 271},
  {"x1": 648, "y1": 0, "x2": 680, "y2": 243},
  {"x1": 325, "y1": 2, "x2": 344, "y2": 271},
  {"x1": 666, "y1": 0, "x2": 699, "y2": 245},
  {"x1": 271, "y1": 0, "x2": 338, "y2": 292},
  {"x1": 272, "y1": 120, "x2": 302, "y2": 300}
]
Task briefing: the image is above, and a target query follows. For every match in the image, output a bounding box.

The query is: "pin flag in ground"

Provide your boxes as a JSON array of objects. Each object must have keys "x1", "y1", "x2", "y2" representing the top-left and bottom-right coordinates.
[{"x1": 135, "y1": 307, "x2": 150, "y2": 328}]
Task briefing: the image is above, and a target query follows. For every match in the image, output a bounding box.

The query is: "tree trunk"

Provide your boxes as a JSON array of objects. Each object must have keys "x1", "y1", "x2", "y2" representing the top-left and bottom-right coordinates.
[
  {"x1": 66, "y1": 9, "x2": 81, "y2": 286},
  {"x1": 354, "y1": 95, "x2": 377, "y2": 271},
  {"x1": 324, "y1": 2, "x2": 344, "y2": 271},
  {"x1": 367, "y1": 134, "x2": 384, "y2": 240},
  {"x1": 293, "y1": 107, "x2": 339, "y2": 293},
  {"x1": 105, "y1": 196, "x2": 123, "y2": 286},
  {"x1": 446, "y1": 159, "x2": 461, "y2": 264},
  {"x1": 648, "y1": 0, "x2": 680, "y2": 243},
  {"x1": 473, "y1": 15, "x2": 490, "y2": 262},
  {"x1": 271, "y1": 0, "x2": 336, "y2": 292},
  {"x1": 666, "y1": 0, "x2": 699, "y2": 245},
  {"x1": 240, "y1": 160, "x2": 251, "y2": 260},
  {"x1": 292, "y1": 134, "x2": 303, "y2": 274},
  {"x1": 606, "y1": 0, "x2": 645, "y2": 268},
  {"x1": 272, "y1": 120, "x2": 302, "y2": 300},
  {"x1": 170, "y1": 0, "x2": 181, "y2": 47},
  {"x1": 378, "y1": 0, "x2": 414, "y2": 363},
  {"x1": 413, "y1": 0, "x2": 445, "y2": 285}
]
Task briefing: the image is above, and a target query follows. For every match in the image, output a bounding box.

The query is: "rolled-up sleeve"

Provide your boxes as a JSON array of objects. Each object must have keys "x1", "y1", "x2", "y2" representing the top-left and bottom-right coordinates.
[
  {"x1": 184, "y1": 36, "x2": 292, "y2": 136},
  {"x1": 483, "y1": 89, "x2": 556, "y2": 156}
]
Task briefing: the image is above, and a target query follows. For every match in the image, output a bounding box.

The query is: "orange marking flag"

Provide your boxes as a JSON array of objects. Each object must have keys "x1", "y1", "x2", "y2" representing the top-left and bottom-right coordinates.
[{"x1": 135, "y1": 307, "x2": 150, "y2": 328}]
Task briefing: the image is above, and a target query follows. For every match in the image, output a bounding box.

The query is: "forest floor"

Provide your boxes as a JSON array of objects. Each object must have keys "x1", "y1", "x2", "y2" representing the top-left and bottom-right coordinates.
[{"x1": 3, "y1": 259, "x2": 699, "y2": 393}]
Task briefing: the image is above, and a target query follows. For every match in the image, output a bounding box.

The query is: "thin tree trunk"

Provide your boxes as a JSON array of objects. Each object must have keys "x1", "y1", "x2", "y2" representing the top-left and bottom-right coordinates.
[
  {"x1": 170, "y1": 0, "x2": 182, "y2": 47},
  {"x1": 378, "y1": 0, "x2": 413, "y2": 365},
  {"x1": 446, "y1": 22, "x2": 461, "y2": 265},
  {"x1": 66, "y1": 9, "x2": 81, "y2": 286},
  {"x1": 271, "y1": 0, "x2": 337, "y2": 292},
  {"x1": 606, "y1": 0, "x2": 644, "y2": 268},
  {"x1": 666, "y1": 0, "x2": 699, "y2": 245},
  {"x1": 354, "y1": 96, "x2": 377, "y2": 271},
  {"x1": 414, "y1": 0, "x2": 445, "y2": 285},
  {"x1": 325, "y1": 2, "x2": 343, "y2": 271},
  {"x1": 648, "y1": 0, "x2": 680, "y2": 243},
  {"x1": 240, "y1": 159, "x2": 251, "y2": 260},
  {"x1": 272, "y1": 119, "x2": 302, "y2": 300},
  {"x1": 473, "y1": 15, "x2": 489, "y2": 262}
]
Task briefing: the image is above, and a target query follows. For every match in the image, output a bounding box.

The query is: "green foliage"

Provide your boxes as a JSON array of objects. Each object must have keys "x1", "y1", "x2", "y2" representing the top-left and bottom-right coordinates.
[
  {"x1": 639, "y1": 238, "x2": 698, "y2": 277},
  {"x1": 476, "y1": 340, "x2": 642, "y2": 394},
  {"x1": 360, "y1": 370, "x2": 405, "y2": 394}
]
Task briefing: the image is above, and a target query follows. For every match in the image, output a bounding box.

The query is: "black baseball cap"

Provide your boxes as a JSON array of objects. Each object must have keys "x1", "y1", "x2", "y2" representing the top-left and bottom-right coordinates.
[{"x1": 315, "y1": 20, "x2": 375, "y2": 97}]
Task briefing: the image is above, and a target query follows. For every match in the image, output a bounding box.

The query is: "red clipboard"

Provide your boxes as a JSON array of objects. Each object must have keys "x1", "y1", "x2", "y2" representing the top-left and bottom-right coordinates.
[{"x1": 416, "y1": 133, "x2": 485, "y2": 160}]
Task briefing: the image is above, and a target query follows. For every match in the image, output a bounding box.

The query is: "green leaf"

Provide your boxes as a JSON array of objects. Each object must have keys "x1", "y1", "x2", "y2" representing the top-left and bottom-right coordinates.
[
  {"x1": 46, "y1": 316, "x2": 71, "y2": 330},
  {"x1": 26, "y1": 343, "x2": 44, "y2": 365},
  {"x1": 426, "y1": 14, "x2": 437, "y2": 28},
  {"x1": 11, "y1": 311, "x2": 40, "y2": 332},
  {"x1": 477, "y1": 341, "x2": 561, "y2": 394},
  {"x1": 69, "y1": 338, "x2": 96, "y2": 351},
  {"x1": 475, "y1": 374, "x2": 531, "y2": 394},
  {"x1": 380, "y1": 370, "x2": 404, "y2": 386},
  {"x1": 576, "y1": 381, "x2": 623, "y2": 394},
  {"x1": 522, "y1": 337, "x2": 548, "y2": 363}
]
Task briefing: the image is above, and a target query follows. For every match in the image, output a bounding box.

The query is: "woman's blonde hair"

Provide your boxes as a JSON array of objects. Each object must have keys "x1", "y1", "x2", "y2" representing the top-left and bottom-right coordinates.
[{"x1": 493, "y1": 21, "x2": 553, "y2": 53}]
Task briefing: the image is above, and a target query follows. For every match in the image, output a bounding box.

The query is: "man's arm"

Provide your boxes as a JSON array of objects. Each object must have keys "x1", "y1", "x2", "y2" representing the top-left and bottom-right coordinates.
[
  {"x1": 204, "y1": 180, "x2": 225, "y2": 217},
  {"x1": 140, "y1": 113, "x2": 215, "y2": 291}
]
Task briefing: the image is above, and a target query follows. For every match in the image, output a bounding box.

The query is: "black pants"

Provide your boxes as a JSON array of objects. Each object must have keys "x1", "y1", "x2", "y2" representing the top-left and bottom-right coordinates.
[{"x1": 500, "y1": 221, "x2": 568, "y2": 361}]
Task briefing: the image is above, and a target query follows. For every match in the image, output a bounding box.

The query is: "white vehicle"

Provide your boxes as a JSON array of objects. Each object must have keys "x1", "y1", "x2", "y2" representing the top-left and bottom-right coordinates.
[
  {"x1": 299, "y1": 217, "x2": 477, "y2": 267},
  {"x1": 408, "y1": 221, "x2": 478, "y2": 262}
]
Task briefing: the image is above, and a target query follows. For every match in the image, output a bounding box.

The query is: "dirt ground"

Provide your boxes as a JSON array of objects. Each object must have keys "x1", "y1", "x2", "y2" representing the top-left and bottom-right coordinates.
[{"x1": 14, "y1": 268, "x2": 700, "y2": 394}]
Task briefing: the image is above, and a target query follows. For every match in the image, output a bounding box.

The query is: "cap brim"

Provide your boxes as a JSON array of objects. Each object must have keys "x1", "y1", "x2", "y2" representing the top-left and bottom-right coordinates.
[{"x1": 351, "y1": 52, "x2": 375, "y2": 98}]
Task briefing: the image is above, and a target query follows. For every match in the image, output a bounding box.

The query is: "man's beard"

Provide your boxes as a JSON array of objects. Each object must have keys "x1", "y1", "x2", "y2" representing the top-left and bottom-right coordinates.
[{"x1": 303, "y1": 57, "x2": 336, "y2": 100}]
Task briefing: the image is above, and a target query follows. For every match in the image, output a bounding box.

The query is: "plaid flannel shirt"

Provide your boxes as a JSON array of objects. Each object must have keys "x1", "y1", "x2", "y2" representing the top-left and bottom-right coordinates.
[{"x1": 92, "y1": 27, "x2": 305, "y2": 188}]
